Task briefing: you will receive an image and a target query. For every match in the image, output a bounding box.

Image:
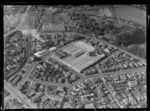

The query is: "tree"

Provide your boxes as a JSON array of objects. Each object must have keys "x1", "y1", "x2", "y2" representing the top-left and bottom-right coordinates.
[
  {"x1": 129, "y1": 28, "x2": 146, "y2": 44},
  {"x1": 118, "y1": 28, "x2": 146, "y2": 46},
  {"x1": 111, "y1": 26, "x2": 121, "y2": 36}
]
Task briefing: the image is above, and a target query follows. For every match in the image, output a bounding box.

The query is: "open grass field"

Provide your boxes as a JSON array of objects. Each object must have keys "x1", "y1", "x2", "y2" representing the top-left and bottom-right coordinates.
[{"x1": 114, "y1": 5, "x2": 146, "y2": 26}]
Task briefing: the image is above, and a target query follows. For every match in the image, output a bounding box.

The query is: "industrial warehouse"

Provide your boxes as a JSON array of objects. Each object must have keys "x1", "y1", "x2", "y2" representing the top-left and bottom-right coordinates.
[
  {"x1": 51, "y1": 41, "x2": 105, "y2": 73},
  {"x1": 39, "y1": 22, "x2": 65, "y2": 32}
]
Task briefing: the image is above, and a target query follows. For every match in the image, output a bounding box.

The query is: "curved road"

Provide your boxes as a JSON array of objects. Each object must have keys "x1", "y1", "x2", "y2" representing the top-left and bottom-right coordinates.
[
  {"x1": 4, "y1": 80, "x2": 37, "y2": 108},
  {"x1": 40, "y1": 32, "x2": 146, "y2": 88},
  {"x1": 4, "y1": 6, "x2": 32, "y2": 80}
]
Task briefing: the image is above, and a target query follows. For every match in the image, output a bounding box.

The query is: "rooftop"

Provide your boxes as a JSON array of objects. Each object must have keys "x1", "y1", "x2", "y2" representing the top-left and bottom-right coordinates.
[
  {"x1": 39, "y1": 23, "x2": 65, "y2": 32},
  {"x1": 51, "y1": 41, "x2": 105, "y2": 73}
]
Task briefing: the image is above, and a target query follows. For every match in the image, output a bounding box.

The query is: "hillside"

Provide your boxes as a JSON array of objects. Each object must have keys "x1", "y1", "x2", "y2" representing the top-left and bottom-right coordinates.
[{"x1": 127, "y1": 44, "x2": 146, "y2": 59}]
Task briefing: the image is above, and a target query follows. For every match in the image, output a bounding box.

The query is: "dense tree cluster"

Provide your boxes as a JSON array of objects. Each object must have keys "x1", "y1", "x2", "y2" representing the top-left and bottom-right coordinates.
[
  {"x1": 117, "y1": 28, "x2": 146, "y2": 46},
  {"x1": 127, "y1": 44, "x2": 146, "y2": 59},
  {"x1": 101, "y1": 24, "x2": 146, "y2": 47}
]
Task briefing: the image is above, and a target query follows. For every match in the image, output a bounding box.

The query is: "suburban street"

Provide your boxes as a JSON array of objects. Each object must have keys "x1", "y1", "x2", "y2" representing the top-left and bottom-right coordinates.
[
  {"x1": 4, "y1": 80, "x2": 37, "y2": 108},
  {"x1": 102, "y1": 78, "x2": 123, "y2": 108},
  {"x1": 72, "y1": 66, "x2": 146, "y2": 86}
]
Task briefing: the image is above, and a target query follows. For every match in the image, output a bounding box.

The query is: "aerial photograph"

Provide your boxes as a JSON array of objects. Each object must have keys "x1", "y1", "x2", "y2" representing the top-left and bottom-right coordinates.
[{"x1": 4, "y1": 5, "x2": 146, "y2": 109}]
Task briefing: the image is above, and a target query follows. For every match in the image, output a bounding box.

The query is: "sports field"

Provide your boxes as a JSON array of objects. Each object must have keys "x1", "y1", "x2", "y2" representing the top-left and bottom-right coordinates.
[{"x1": 114, "y1": 5, "x2": 146, "y2": 26}]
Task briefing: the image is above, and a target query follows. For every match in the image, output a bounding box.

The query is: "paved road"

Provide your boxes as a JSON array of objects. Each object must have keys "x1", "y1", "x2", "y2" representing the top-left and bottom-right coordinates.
[
  {"x1": 27, "y1": 62, "x2": 146, "y2": 89},
  {"x1": 34, "y1": 79, "x2": 72, "y2": 88},
  {"x1": 4, "y1": 6, "x2": 32, "y2": 79},
  {"x1": 85, "y1": 66, "x2": 145, "y2": 78},
  {"x1": 76, "y1": 33, "x2": 146, "y2": 63},
  {"x1": 4, "y1": 28, "x2": 19, "y2": 38},
  {"x1": 102, "y1": 78, "x2": 123, "y2": 108},
  {"x1": 4, "y1": 6, "x2": 31, "y2": 38},
  {"x1": 39, "y1": 31, "x2": 146, "y2": 63},
  {"x1": 4, "y1": 80, "x2": 37, "y2": 108},
  {"x1": 94, "y1": 37, "x2": 146, "y2": 63},
  {"x1": 4, "y1": 32, "x2": 33, "y2": 80},
  {"x1": 72, "y1": 66, "x2": 146, "y2": 86},
  {"x1": 18, "y1": 62, "x2": 38, "y2": 85},
  {"x1": 26, "y1": 34, "x2": 32, "y2": 60},
  {"x1": 40, "y1": 31, "x2": 146, "y2": 83},
  {"x1": 40, "y1": 32, "x2": 146, "y2": 88},
  {"x1": 21, "y1": 64, "x2": 144, "y2": 88}
]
